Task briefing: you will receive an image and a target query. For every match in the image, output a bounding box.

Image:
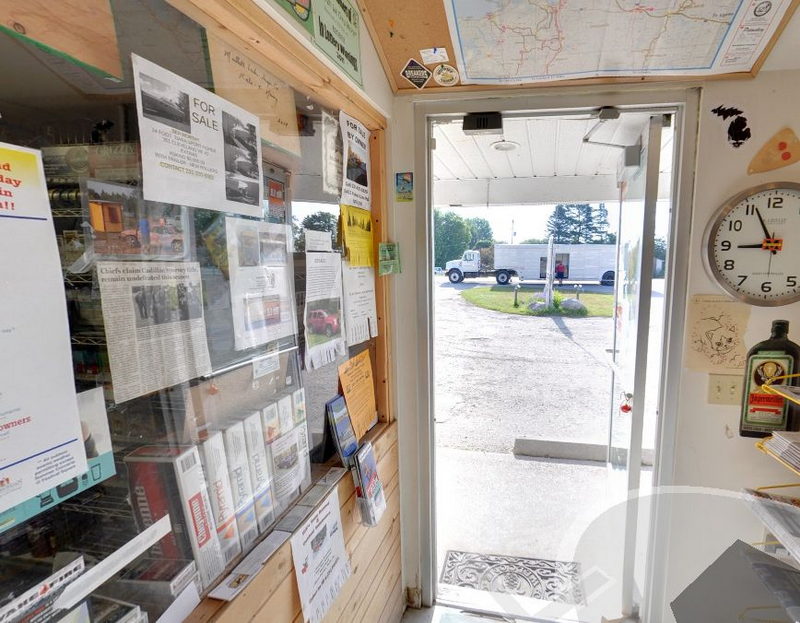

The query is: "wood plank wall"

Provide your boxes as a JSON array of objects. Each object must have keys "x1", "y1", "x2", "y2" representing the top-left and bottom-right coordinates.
[{"x1": 187, "y1": 422, "x2": 403, "y2": 623}]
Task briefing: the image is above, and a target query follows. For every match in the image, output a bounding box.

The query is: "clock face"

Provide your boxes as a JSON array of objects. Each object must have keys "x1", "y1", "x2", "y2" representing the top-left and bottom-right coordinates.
[{"x1": 706, "y1": 182, "x2": 800, "y2": 306}]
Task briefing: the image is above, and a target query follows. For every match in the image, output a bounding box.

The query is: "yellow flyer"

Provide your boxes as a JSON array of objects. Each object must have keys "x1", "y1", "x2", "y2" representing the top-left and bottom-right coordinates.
[{"x1": 340, "y1": 204, "x2": 374, "y2": 267}]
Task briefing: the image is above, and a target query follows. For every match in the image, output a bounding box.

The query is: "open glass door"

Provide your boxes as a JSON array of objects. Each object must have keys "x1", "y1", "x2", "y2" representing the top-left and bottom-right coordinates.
[{"x1": 609, "y1": 115, "x2": 664, "y2": 619}]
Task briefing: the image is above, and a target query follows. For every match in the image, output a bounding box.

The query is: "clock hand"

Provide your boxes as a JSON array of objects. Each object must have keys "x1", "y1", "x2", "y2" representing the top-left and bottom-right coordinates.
[
  {"x1": 737, "y1": 243, "x2": 765, "y2": 248},
  {"x1": 756, "y1": 207, "x2": 771, "y2": 239}
]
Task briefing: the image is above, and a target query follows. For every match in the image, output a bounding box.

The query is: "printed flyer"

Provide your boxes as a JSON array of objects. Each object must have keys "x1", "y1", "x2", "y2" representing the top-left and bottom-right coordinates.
[
  {"x1": 342, "y1": 262, "x2": 378, "y2": 346},
  {"x1": 322, "y1": 111, "x2": 343, "y2": 197},
  {"x1": 378, "y1": 242, "x2": 401, "y2": 275},
  {"x1": 97, "y1": 261, "x2": 212, "y2": 403},
  {"x1": 0, "y1": 142, "x2": 87, "y2": 514},
  {"x1": 304, "y1": 252, "x2": 347, "y2": 369},
  {"x1": 339, "y1": 111, "x2": 370, "y2": 210},
  {"x1": 133, "y1": 54, "x2": 263, "y2": 217},
  {"x1": 0, "y1": 388, "x2": 115, "y2": 534},
  {"x1": 340, "y1": 204, "x2": 374, "y2": 267},
  {"x1": 225, "y1": 217, "x2": 297, "y2": 350},
  {"x1": 290, "y1": 489, "x2": 351, "y2": 623}
]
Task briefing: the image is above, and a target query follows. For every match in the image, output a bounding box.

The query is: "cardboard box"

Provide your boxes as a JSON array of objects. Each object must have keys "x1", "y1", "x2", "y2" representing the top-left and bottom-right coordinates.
[
  {"x1": 124, "y1": 446, "x2": 225, "y2": 589},
  {"x1": 200, "y1": 433, "x2": 242, "y2": 565},
  {"x1": 222, "y1": 423, "x2": 258, "y2": 549},
  {"x1": 240, "y1": 411, "x2": 275, "y2": 532}
]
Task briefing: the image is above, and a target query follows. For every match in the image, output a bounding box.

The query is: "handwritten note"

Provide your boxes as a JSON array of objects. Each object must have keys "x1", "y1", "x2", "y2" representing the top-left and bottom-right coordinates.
[{"x1": 207, "y1": 35, "x2": 301, "y2": 157}]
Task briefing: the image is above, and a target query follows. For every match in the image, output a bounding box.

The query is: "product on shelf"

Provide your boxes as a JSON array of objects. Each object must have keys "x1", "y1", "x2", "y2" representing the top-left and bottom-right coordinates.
[
  {"x1": 199, "y1": 433, "x2": 242, "y2": 565},
  {"x1": 240, "y1": 411, "x2": 276, "y2": 532},
  {"x1": 124, "y1": 446, "x2": 225, "y2": 589},
  {"x1": 222, "y1": 423, "x2": 259, "y2": 549}
]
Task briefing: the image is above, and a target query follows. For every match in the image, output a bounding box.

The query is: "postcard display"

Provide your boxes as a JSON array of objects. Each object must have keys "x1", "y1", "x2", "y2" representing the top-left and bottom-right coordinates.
[{"x1": 0, "y1": 43, "x2": 375, "y2": 621}]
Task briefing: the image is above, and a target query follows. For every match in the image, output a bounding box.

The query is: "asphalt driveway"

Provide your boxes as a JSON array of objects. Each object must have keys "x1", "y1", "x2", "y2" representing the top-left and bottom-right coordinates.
[{"x1": 434, "y1": 276, "x2": 616, "y2": 453}]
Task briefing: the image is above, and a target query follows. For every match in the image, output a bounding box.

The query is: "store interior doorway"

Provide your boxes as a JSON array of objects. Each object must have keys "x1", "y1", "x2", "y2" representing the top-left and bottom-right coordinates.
[{"x1": 430, "y1": 109, "x2": 675, "y2": 621}]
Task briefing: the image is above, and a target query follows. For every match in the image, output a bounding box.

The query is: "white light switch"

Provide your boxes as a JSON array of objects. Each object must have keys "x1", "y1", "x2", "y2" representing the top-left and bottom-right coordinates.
[{"x1": 708, "y1": 373, "x2": 744, "y2": 405}]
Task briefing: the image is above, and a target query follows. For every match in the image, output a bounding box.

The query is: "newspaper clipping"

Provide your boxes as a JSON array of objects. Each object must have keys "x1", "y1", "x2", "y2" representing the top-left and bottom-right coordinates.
[
  {"x1": 225, "y1": 217, "x2": 297, "y2": 350},
  {"x1": 98, "y1": 261, "x2": 212, "y2": 403}
]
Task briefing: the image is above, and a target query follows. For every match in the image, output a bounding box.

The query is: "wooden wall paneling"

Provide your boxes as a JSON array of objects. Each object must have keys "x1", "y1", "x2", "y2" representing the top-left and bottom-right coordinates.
[
  {"x1": 353, "y1": 542, "x2": 402, "y2": 623},
  {"x1": 248, "y1": 443, "x2": 401, "y2": 621},
  {"x1": 370, "y1": 129, "x2": 392, "y2": 423},
  {"x1": 378, "y1": 576, "x2": 406, "y2": 623},
  {"x1": 167, "y1": 0, "x2": 386, "y2": 130}
]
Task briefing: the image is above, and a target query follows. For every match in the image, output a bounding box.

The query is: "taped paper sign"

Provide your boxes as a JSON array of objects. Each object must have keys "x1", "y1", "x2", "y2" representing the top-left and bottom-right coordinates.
[
  {"x1": 340, "y1": 204, "x2": 374, "y2": 267},
  {"x1": 304, "y1": 252, "x2": 347, "y2": 369},
  {"x1": 342, "y1": 262, "x2": 378, "y2": 347},
  {"x1": 133, "y1": 54, "x2": 263, "y2": 217},
  {"x1": 685, "y1": 294, "x2": 750, "y2": 373},
  {"x1": 340, "y1": 112, "x2": 371, "y2": 210},
  {"x1": 207, "y1": 36, "x2": 301, "y2": 158}
]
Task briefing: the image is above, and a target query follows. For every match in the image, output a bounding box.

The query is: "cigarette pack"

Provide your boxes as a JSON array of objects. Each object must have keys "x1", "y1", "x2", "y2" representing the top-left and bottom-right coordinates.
[
  {"x1": 124, "y1": 446, "x2": 225, "y2": 589},
  {"x1": 200, "y1": 433, "x2": 242, "y2": 565},
  {"x1": 222, "y1": 423, "x2": 259, "y2": 549},
  {"x1": 240, "y1": 411, "x2": 276, "y2": 532}
]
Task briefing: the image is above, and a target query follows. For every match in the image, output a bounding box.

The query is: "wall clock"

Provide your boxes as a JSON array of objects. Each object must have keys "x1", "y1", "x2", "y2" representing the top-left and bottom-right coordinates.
[{"x1": 704, "y1": 182, "x2": 800, "y2": 306}]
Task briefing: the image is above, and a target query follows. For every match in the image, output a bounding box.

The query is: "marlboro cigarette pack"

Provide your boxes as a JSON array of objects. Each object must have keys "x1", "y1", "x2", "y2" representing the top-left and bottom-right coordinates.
[
  {"x1": 240, "y1": 411, "x2": 276, "y2": 532},
  {"x1": 124, "y1": 446, "x2": 225, "y2": 589},
  {"x1": 200, "y1": 432, "x2": 242, "y2": 565},
  {"x1": 222, "y1": 422, "x2": 259, "y2": 549}
]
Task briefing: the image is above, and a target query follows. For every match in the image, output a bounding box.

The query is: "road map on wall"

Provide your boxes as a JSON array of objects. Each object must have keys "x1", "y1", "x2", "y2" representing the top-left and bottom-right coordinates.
[{"x1": 444, "y1": 0, "x2": 793, "y2": 84}]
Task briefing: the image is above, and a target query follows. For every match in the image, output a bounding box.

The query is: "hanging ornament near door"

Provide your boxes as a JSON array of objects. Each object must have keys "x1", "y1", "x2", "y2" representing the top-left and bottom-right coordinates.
[{"x1": 619, "y1": 392, "x2": 633, "y2": 413}]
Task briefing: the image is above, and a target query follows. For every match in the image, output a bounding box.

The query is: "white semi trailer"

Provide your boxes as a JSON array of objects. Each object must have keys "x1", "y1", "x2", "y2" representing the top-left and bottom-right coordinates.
[{"x1": 445, "y1": 243, "x2": 617, "y2": 285}]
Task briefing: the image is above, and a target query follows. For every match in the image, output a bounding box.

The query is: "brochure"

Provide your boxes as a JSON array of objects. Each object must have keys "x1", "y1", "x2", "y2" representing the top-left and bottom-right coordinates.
[
  {"x1": 354, "y1": 441, "x2": 386, "y2": 527},
  {"x1": 326, "y1": 396, "x2": 358, "y2": 466}
]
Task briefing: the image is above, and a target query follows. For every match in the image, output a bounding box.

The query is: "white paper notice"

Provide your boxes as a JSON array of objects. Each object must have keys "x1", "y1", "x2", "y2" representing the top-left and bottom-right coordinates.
[
  {"x1": 97, "y1": 261, "x2": 212, "y2": 403},
  {"x1": 225, "y1": 218, "x2": 297, "y2": 350},
  {"x1": 304, "y1": 252, "x2": 347, "y2": 369},
  {"x1": 339, "y1": 112, "x2": 371, "y2": 210},
  {"x1": 342, "y1": 262, "x2": 378, "y2": 347},
  {"x1": 291, "y1": 489, "x2": 351, "y2": 623},
  {"x1": 0, "y1": 142, "x2": 87, "y2": 513},
  {"x1": 133, "y1": 54, "x2": 263, "y2": 217},
  {"x1": 305, "y1": 229, "x2": 333, "y2": 252}
]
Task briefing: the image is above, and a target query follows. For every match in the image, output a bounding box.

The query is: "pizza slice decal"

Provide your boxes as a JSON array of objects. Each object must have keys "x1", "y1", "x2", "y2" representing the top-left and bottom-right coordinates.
[{"x1": 748, "y1": 127, "x2": 800, "y2": 174}]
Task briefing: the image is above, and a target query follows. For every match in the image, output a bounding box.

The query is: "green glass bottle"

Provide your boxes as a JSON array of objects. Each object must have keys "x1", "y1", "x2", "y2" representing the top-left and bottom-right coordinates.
[{"x1": 740, "y1": 320, "x2": 800, "y2": 438}]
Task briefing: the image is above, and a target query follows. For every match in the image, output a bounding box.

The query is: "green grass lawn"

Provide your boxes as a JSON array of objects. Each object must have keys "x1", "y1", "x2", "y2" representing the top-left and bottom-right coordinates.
[
  {"x1": 460, "y1": 285, "x2": 614, "y2": 317},
  {"x1": 306, "y1": 331, "x2": 342, "y2": 347}
]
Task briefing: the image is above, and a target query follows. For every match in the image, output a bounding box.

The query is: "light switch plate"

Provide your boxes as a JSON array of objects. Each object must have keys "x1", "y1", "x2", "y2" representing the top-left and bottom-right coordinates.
[{"x1": 708, "y1": 373, "x2": 744, "y2": 405}]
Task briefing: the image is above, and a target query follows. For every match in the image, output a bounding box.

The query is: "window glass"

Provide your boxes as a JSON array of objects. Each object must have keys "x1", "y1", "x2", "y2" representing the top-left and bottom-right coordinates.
[{"x1": 0, "y1": 1, "x2": 378, "y2": 619}]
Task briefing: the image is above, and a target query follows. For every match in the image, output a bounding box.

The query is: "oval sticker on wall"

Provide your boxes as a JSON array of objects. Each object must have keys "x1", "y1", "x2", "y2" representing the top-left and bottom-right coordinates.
[{"x1": 433, "y1": 64, "x2": 460, "y2": 87}]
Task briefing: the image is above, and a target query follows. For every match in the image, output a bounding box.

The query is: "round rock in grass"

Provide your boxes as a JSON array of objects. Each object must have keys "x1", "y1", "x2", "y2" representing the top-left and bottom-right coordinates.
[
  {"x1": 528, "y1": 301, "x2": 549, "y2": 312},
  {"x1": 561, "y1": 298, "x2": 587, "y2": 312}
]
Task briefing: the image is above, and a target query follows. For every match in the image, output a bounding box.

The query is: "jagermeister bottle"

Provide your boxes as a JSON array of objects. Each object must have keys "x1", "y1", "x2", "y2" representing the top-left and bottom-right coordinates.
[{"x1": 740, "y1": 320, "x2": 800, "y2": 438}]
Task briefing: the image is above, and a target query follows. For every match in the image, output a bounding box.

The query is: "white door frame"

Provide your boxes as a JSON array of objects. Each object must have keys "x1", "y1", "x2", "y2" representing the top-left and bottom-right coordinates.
[{"x1": 409, "y1": 87, "x2": 700, "y2": 619}]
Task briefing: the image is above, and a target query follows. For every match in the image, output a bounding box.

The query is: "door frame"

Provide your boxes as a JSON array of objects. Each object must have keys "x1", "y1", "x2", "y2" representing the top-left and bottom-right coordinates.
[{"x1": 410, "y1": 87, "x2": 700, "y2": 618}]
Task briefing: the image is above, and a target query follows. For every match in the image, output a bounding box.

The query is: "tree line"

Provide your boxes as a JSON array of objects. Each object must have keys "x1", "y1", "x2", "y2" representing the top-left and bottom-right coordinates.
[{"x1": 434, "y1": 203, "x2": 614, "y2": 267}]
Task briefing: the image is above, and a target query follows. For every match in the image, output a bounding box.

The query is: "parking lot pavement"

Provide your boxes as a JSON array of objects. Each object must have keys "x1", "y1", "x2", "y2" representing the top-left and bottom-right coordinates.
[{"x1": 434, "y1": 275, "x2": 615, "y2": 453}]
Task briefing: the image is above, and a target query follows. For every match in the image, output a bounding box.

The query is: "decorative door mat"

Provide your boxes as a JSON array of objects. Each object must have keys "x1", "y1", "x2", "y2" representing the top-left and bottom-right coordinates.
[{"x1": 439, "y1": 550, "x2": 585, "y2": 605}]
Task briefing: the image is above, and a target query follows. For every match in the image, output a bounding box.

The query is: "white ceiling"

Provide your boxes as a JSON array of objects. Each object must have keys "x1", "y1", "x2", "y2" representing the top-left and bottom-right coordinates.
[{"x1": 432, "y1": 112, "x2": 673, "y2": 206}]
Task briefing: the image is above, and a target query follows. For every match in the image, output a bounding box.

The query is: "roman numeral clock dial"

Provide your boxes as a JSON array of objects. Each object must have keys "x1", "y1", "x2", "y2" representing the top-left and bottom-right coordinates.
[{"x1": 705, "y1": 182, "x2": 800, "y2": 306}]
